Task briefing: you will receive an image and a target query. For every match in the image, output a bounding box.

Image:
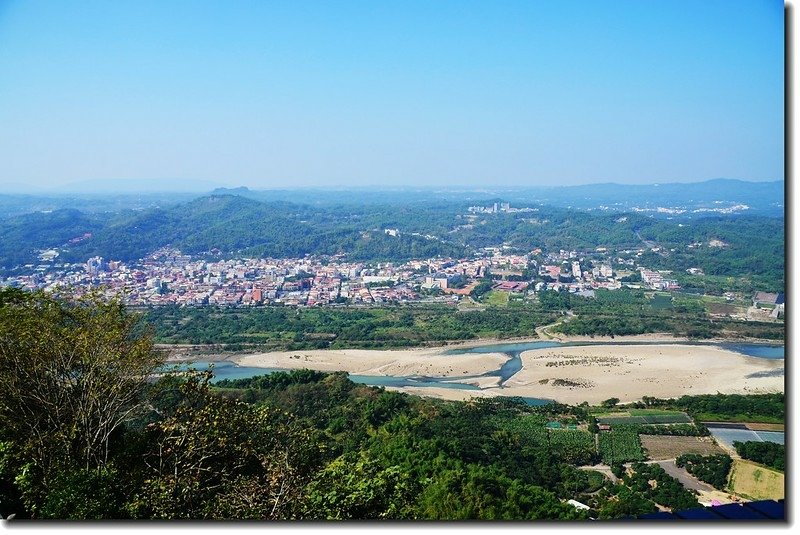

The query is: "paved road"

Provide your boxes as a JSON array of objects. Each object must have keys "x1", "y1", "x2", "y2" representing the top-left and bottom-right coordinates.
[
  {"x1": 578, "y1": 464, "x2": 618, "y2": 483},
  {"x1": 654, "y1": 459, "x2": 714, "y2": 492}
]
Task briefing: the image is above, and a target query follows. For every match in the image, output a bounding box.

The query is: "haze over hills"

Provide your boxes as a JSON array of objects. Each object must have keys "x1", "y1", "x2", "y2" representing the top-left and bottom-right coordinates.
[
  {"x1": 0, "y1": 178, "x2": 784, "y2": 219},
  {"x1": 210, "y1": 178, "x2": 784, "y2": 215}
]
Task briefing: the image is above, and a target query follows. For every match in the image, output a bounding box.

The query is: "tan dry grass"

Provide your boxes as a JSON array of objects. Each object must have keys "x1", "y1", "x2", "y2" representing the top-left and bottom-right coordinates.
[{"x1": 728, "y1": 459, "x2": 784, "y2": 500}]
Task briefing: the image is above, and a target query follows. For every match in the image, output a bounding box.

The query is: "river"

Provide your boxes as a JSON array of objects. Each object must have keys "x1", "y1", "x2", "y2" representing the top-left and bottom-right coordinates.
[{"x1": 169, "y1": 340, "x2": 783, "y2": 405}]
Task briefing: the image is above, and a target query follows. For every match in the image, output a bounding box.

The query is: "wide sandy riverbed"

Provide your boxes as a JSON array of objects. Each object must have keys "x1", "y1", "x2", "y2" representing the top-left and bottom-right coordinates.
[
  {"x1": 222, "y1": 341, "x2": 782, "y2": 404},
  {"x1": 501, "y1": 344, "x2": 784, "y2": 404},
  {"x1": 232, "y1": 347, "x2": 509, "y2": 378}
]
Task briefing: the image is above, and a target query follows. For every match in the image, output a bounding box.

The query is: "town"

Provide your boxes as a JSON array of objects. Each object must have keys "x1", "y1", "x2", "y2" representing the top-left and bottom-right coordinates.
[{"x1": 2, "y1": 242, "x2": 703, "y2": 308}]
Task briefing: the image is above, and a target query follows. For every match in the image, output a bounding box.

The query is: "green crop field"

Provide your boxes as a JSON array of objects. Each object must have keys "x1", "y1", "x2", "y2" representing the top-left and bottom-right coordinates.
[
  {"x1": 548, "y1": 430, "x2": 596, "y2": 465},
  {"x1": 497, "y1": 417, "x2": 595, "y2": 464},
  {"x1": 595, "y1": 409, "x2": 691, "y2": 425},
  {"x1": 484, "y1": 290, "x2": 510, "y2": 307},
  {"x1": 648, "y1": 293, "x2": 673, "y2": 310},
  {"x1": 598, "y1": 426, "x2": 645, "y2": 464}
]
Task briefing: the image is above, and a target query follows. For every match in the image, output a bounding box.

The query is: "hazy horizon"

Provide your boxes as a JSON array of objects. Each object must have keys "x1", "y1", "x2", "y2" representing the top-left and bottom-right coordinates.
[
  {"x1": 0, "y1": 176, "x2": 785, "y2": 196},
  {"x1": 0, "y1": 0, "x2": 784, "y2": 191}
]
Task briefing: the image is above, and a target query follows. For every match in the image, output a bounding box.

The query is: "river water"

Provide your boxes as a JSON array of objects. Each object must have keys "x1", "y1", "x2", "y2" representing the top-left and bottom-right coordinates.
[{"x1": 170, "y1": 340, "x2": 783, "y2": 405}]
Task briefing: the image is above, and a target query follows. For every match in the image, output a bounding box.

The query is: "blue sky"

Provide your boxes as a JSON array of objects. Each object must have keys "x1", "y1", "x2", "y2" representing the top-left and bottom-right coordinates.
[{"x1": 0, "y1": 0, "x2": 785, "y2": 191}]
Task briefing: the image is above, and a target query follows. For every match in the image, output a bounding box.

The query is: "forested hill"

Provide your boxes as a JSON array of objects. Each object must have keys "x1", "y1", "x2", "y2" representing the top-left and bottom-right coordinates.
[{"x1": 0, "y1": 192, "x2": 785, "y2": 290}]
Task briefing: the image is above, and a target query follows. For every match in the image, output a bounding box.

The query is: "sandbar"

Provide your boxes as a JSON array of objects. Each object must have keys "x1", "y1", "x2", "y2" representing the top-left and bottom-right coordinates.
[
  {"x1": 232, "y1": 347, "x2": 508, "y2": 378},
  {"x1": 498, "y1": 344, "x2": 783, "y2": 404}
]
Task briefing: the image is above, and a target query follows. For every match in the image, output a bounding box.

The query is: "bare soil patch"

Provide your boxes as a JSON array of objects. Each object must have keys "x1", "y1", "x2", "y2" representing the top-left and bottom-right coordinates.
[{"x1": 640, "y1": 435, "x2": 726, "y2": 461}]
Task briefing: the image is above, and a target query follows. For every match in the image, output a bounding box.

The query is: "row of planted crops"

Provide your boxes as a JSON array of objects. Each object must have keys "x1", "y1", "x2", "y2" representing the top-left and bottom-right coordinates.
[{"x1": 497, "y1": 412, "x2": 703, "y2": 466}]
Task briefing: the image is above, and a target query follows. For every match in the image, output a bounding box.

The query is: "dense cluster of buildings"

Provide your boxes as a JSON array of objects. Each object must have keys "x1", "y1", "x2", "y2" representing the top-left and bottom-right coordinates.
[
  {"x1": 467, "y1": 201, "x2": 538, "y2": 214},
  {"x1": 3, "y1": 242, "x2": 685, "y2": 307}
]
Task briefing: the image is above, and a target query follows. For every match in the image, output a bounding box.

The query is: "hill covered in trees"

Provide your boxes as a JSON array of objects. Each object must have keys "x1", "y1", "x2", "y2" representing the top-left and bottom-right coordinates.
[{"x1": 0, "y1": 187, "x2": 786, "y2": 292}]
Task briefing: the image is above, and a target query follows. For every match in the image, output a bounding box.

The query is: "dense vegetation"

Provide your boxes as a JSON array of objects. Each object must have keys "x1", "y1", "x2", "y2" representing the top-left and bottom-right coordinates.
[
  {"x1": 625, "y1": 424, "x2": 709, "y2": 436},
  {"x1": 675, "y1": 454, "x2": 733, "y2": 490},
  {"x1": 621, "y1": 463, "x2": 700, "y2": 511},
  {"x1": 0, "y1": 290, "x2": 588, "y2": 520},
  {"x1": 0, "y1": 290, "x2": 785, "y2": 520},
  {"x1": 140, "y1": 286, "x2": 783, "y2": 351},
  {"x1": 637, "y1": 216, "x2": 785, "y2": 292},
  {"x1": 671, "y1": 393, "x2": 785, "y2": 424},
  {"x1": 733, "y1": 441, "x2": 785, "y2": 472},
  {"x1": 549, "y1": 289, "x2": 783, "y2": 340},
  {"x1": 144, "y1": 304, "x2": 558, "y2": 349},
  {"x1": 598, "y1": 426, "x2": 645, "y2": 464}
]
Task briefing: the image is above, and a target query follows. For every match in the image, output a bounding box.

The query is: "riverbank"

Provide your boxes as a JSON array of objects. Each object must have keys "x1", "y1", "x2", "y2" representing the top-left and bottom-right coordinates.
[{"x1": 159, "y1": 331, "x2": 782, "y2": 361}]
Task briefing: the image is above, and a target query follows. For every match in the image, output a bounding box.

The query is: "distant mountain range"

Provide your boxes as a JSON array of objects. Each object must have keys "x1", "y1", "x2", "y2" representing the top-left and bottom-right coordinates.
[
  {"x1": 1, "y1": 178, "x2": 783, "y2": 215},
  {"x1": 207, "y1": 179, "x2": 785, "y2": 217}
]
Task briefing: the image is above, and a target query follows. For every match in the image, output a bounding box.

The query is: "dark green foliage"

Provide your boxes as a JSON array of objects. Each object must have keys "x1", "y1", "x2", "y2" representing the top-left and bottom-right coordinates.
[
  {"x1": 415, "y1": 463, "x2": 585, "y2": 520},
  {"x1": 128, "y1": 372, "x2": 329, "y2": 520},
  {"x1": 598, "y1": 426, "x2": 645, "y2": 464},
  {"x1": 547, "y1": 288, "x2": 754, "y2": 339},
  {"x1": 302, "y1": 451, "x2": 420, "y2": 519},
  {"x1": 39, "y1": 467, "x2": 128, "y2": 519},
  {"x1": 470, "y1": 280, "x2": 495, "y2": 298},
  {"x1": 494, "y1": 416, "x2": 596, "y2": 465},
  {"x1": 601, "y1": 398, "x2": 620, "y2": 408},
  {"x1": 0, "y1": 280, "x2": 785, "y2": 521},
  {"x1": 733, "y1": 441, "x2": 785, "y2": 471},
  {"x1": 1, "y1": 191, "x2": 784, "y2": 294},
  {"x1": 61, "y1": 196, "x2": 469, "y2": 264},
  {"x1": 0, "y1": 288, "x2": 163, "y2": 517},
  {"x1": 623, "y1": 462, "x2": 700, "y2": 511},
  {"x1": 637, "y1": 216, "x2": 784, "y2": 292},
  {"x1": 215, "y1": 368, "x2": 328, "y2": 391},
  {"x1": 0, "y1": 209, "x2": 104, "y2": 269},
  {"x1": 596, "y1": 485, "x2": 656, "y2": 519},
  {"x1": 610, "y1": 463, "x2": 625, "y2": 479},
  {"x1": 634, "y1": 424, "x2": 708, "y2": 436},
  {"x1": 676, "y1": 393, "x2": 784, "y2": 423},
  {"x1": 145, "y1": 304, "x2": 558, "y2": 349},
  {"x1": 675, "y1": 454, "x2": 733, "y2": 489}
]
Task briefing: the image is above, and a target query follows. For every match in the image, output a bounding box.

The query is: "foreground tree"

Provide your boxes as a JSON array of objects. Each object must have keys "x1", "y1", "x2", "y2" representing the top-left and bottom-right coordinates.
[
  {"x1": 129, "y1": 371, "x2": 327, "y2": 519},
  {"x1": 0, "y1": 288, "x2": 164, "y2": 517}
]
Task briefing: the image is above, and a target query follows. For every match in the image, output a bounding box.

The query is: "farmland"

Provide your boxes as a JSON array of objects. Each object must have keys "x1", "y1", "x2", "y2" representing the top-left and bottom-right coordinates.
[
  {"x1": 483, "y1": 290, "x2": 510, "y2": 307},
  {"x1": 728, "y1": 459, "x2": 784, "y2": 500},
  {"x1": 598, "y1": 425, "x2": 645, "y2": 464},
  {"x1": 594, "y1": 409, "x2": 692, "y2": 425},
  {"x1": 498, "y1": 416, "x2": 596, "y2": 464},
  {"x1": 648, "y1": 293, "x2": 673, "y2": 310},
  {"x1": 548, "y1": 429, "x2": 596, "y2": 465},
  {"x1": 640, "y1": 435, "x2": 726, "y2": 461}
]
